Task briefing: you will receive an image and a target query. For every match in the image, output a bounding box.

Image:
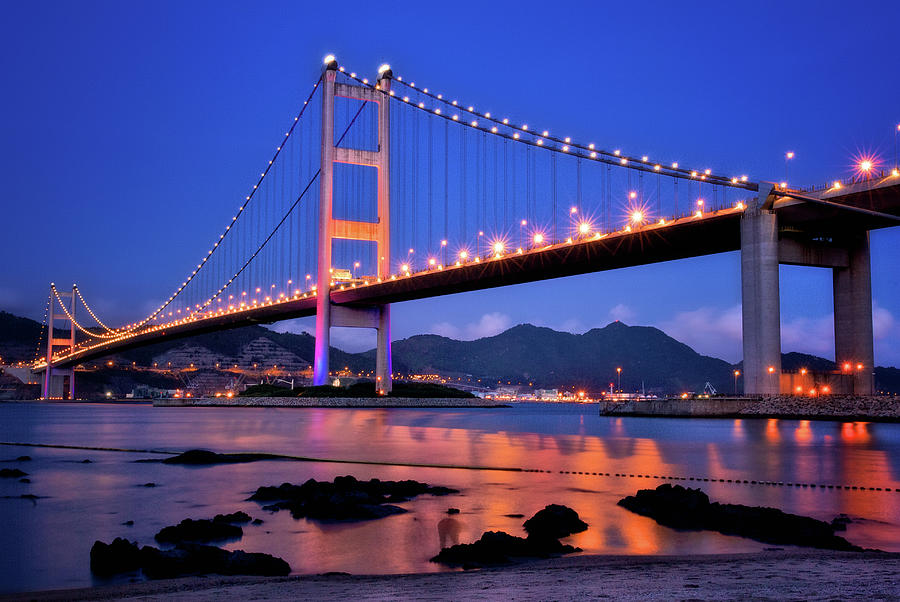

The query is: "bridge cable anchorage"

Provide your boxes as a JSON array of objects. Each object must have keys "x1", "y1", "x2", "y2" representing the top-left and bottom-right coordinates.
[
  {"x1": 198, "y1": 99, "x2": 371, "y2": 312},
  {"x1": 115, "y1": 73, "x2": 324, "y2": 335},
  {"x1": 342, "y1": 68, "x2": 757, "y2": 191}
]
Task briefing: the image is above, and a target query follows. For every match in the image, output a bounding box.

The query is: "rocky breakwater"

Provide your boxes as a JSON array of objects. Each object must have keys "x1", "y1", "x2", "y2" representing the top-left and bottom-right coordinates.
[{"x1": 739, "y1": 395, "x2": 900, "y2": 420}]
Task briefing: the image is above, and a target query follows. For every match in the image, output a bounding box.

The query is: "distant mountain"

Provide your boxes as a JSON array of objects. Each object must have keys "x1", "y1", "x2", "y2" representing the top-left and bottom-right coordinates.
[
  {"x1": 369, "y1": 322, "x2": 735, "y2": 393},
  {"x1": 2, "y1": 310, "x2": 898, "y2": 394}
]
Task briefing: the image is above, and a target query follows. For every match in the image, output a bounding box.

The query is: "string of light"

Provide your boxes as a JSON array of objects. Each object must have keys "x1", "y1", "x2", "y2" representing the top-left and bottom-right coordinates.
[
  {"x1": 73, "y1": 285, "x2": 117, "y2": 333},
  {"x1": 31, "y1": 294, "x2": 51, "y2": 365},
  {"x1": 50, "y1": 286, "x2": 123, "y2": 339},
  {"x1": 339, "y1": 66, "x2": 756, "y2": 191},
  {"x1": 197, "y1": 96, "x2": 370, "y2": 312},
  {"x1": 112, "y1": 73, "x2": 325, "y2": 334}
]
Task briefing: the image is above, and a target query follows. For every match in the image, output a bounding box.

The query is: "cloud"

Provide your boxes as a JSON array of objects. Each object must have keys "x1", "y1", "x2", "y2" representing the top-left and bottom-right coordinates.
[
  {"x1": 430, "y1": 312, "x2": 512, "y2": 340},
  {"x1": 608, "y1": 303, "x2": 636, "y2": 323},
  {"x1": 780, "y1": 314, "x2": 834, "y2": 357},
  {"x1": 658, "y1": 305, "x2": 743, "y2": 361}
]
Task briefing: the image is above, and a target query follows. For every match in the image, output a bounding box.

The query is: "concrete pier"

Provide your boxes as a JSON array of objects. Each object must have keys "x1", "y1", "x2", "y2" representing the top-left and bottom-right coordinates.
[
  {"x1": 740, "y1": 185, "x2": 781, "y2": 395},
  {"x1": 833, "y1": 233, "x2": 875, "y2": 394}
]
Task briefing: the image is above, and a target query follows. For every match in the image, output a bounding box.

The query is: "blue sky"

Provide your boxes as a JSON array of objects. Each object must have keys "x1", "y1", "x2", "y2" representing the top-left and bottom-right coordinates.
[{"x1": 2, "y1": 0, "x2": 899, "y2": 364}]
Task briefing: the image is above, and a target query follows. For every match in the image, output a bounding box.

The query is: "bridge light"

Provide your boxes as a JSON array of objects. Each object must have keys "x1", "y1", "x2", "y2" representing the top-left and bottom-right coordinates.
[
  {"x1": 893, "y1": 168, "x2": 900, "y2": 177},
  {"x1": 613, "y1": 150, "x2": 620, "y2": 156},
  {"x1": 521, "y1": 219, "x2": 527, "y2": 226},
  {"x1": 533, "y1": 233, "x2": 544, "y2": 244},
  {"x1": 578, "y1": 222, "x2": 591, "y2": 235},
  {"x1": 428, "y1": 257, "x2": 436, "y2": 266},
  {"x1": 672, "y1": 162, "x2": 679, "y2": 169},
  {"x1": 858, "y1": 159, "x2": 873, "y2": 173},
  {"x1": 786, "y1": 151, "x2": 794, "y2": 160},
  {"x1": 620, "y1": 158, "x2": 627, "y2": 165},
  {"x1": 631, "y1": 210, "x2": 644, "y2": 224},
  {"x1": 741, "y1": 175, "x2": 748, "y2": 182},
  {"x1": 767, "y1": 366, "x2": 776, "y2": 374},
  {"x1": 642, "y1": 155, "x2": 648, "y2": 162},
  {"x1": 378, "y1": 63, "x2": 391, "y2": 74},
  {"x1": 459, "y1": 250, "x2": 468, "y2": 260},
  {"x1": 323, "y1": 54, "x2": 336, "y2": 66},
  {"x1": 492, "y1": 241, "x2": 505, "y2": 255},
  {"x1": 629, "y1": 191, "x2": 637, "y2": 199},
  {"x1": 441, "y1": 240, "x2": 447, "y2": 246}
]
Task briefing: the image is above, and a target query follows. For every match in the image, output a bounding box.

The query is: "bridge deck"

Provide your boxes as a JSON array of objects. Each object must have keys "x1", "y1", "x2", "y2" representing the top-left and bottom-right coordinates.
[{"x1": 42, "y1": 177, "x2": 900, "y2": 370}]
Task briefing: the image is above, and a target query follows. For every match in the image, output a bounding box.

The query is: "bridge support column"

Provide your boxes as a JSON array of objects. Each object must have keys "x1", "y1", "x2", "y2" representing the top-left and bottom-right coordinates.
[
  {"x1": 376, "y1": 305, "x2": 392, "y2": 394},
  {"x1": 312, "y1": 58, "x2": 393, "y2": 393},
  {"x1": 833, "y1": 233, "x2": 874, "y2": 394},
  {"x1": 741, "y1": 184, "x2": 781, "y2": 395},
  {"x1": 41, "y1": 284, "x2": 76, "y2": 400}
]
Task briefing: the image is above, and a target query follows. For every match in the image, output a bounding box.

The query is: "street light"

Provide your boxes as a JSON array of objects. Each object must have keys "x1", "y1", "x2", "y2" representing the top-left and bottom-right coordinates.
[
  {"x1": 733, "y1": 370, "x2": 740, "y2": 395},
  {"x1": 616, "y1": 367, "x2": 622, "y2": 392},
  {"x1": 785, "y1": 151, "x2": 794, "y2": 184}
]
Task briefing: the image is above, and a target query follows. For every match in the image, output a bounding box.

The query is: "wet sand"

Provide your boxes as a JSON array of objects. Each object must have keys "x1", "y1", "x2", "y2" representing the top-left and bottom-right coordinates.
[{"x1": 9, "y1": 550, "x2": 900, "y2": 601}]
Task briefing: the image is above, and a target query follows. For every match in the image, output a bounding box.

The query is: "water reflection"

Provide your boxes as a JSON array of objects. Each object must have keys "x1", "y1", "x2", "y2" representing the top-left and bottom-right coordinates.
[{"x1": 0, "y1": 402, "x2": 898, "y2": 594}]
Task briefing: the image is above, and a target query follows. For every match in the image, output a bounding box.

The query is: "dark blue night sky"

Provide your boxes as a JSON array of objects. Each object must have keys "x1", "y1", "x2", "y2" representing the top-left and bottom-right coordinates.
[{"x1": 2, "y1": 0, "x2": 898, "y2": 364}]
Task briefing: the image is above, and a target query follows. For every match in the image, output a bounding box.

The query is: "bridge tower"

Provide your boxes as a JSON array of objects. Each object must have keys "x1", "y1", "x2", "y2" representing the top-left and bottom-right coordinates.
[
  {"x1": 741, "y1": 184, "x2": 874, "y2": 395},
  {"x1": 313, "y1": 58, "x2": 393, "y2": 393},
  {"x1": 42, "y1": 284, "x2": 76, "y2": 399}
]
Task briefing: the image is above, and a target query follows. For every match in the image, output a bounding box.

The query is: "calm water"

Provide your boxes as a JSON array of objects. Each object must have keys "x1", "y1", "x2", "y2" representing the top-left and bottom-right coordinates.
[{"x1": 2, "y1": 401, "x2": 900, "y2": 593}]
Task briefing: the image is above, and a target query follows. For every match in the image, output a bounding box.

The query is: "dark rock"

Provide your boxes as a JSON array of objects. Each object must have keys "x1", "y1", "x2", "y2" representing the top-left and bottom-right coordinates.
[
  {"x1": 504, "y1": 513, "x2": 525, "y2": 518},
  {"x1": 618, "y1": 484, "x2": 862, "y2": 551},
  {"x1": 447, "y1": 508, "x2": 460, "y2": 515},
  {"x1": 214, "y1": 511, "x2": 252, "y2": 524},
  {"x1": 0, "y1": 468, "x2": 27, "y2": 478},
  {"x1": 831, "y1": 514, "x2": 852, "y2": 531},
  {"x1": 431, "y1": 505, "x2": 587, "y2": 568},
  {"x1": 81, "y1": 459, "x2": 92, "y2": 464},
  {"x1": 122, "y1": 520, "x2": 135, "y2": 526},
  {"x1": 19, "y1": 478, "x2": 31, "y2": 483},
  {"x1": 160, "y1": 449, "x2": 281, "y2": 465},
  {"x1": 142, "y1": 482, "x2": 157, "y2": 488},
  {"x1": 16, "y1": 456, "x2": 31, "y2": 462},
  {"x1": 90, "y1": 538, "x2": 142, "y2": 576},
  {"x1": 92, "y1": 540, "x2": 290, "y2": 579},
  {"x1": 139, "y1": 543, "x2": 290, "y2": 579},
  {"x1": 155, "y1": 518, "x2": 243, "y2": 544},
  {"x1": 251, "y1": 518, "x2": 264, "y2": 525},
  {"x1": 250, "y1": 476, "x2": 459, "y2": 522},
  {"x1": 523, "y1": 504, "x2": 588, "y2": 539},
  {"x1": 430, "y1": 530, "x2": 579, "y2": 568}
]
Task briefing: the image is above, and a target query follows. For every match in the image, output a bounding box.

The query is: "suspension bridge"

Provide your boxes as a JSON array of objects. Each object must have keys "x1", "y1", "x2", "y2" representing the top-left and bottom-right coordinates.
[{"x1": 32, "y1": 56, "x2": 900, "y2": 399}]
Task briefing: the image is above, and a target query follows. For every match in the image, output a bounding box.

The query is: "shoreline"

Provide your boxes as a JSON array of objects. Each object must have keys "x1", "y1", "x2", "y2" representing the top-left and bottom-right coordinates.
[{"x1": 7, "y1": 550, "x2": 899, "y2": 601}]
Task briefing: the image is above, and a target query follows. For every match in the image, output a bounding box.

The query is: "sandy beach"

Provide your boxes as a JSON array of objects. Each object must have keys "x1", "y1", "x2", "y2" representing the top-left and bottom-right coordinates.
[{"x1": 8, "y1": 551, "x2": 899, "y2": 601}]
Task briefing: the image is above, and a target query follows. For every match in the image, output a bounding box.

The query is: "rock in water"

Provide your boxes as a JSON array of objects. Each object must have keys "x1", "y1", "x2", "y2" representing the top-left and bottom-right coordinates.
[
  {"x1": 155, "y1": 518, "x2": 243, "y2": 544},
  {"x1": 249, "y1": 475, "x2": 459, "y2": 522},
  {"x1": 618, "y1": 484, "x2": 863, "y2": 551},
  {"x1": 91, "y1": 540, "x2": 290, "y2": 578},
  {"x1": 0, "y1": 468, "x2": 27, "y2": 478},
  {"x1": 213, "y1": 511, "x2": 253, "y2": 524},
  {"x1": 90, "y1": 538, "x2": 142, "y2": 576},
  {"x1": 523, "y1": 504, "x2": 588, "y2": 539},
  {"x1": 160, "y1": 450, "x2": 281, "y2": 465},
  {"x1": 431, "y1": 504, "x2": 587, "y2": 568}
]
